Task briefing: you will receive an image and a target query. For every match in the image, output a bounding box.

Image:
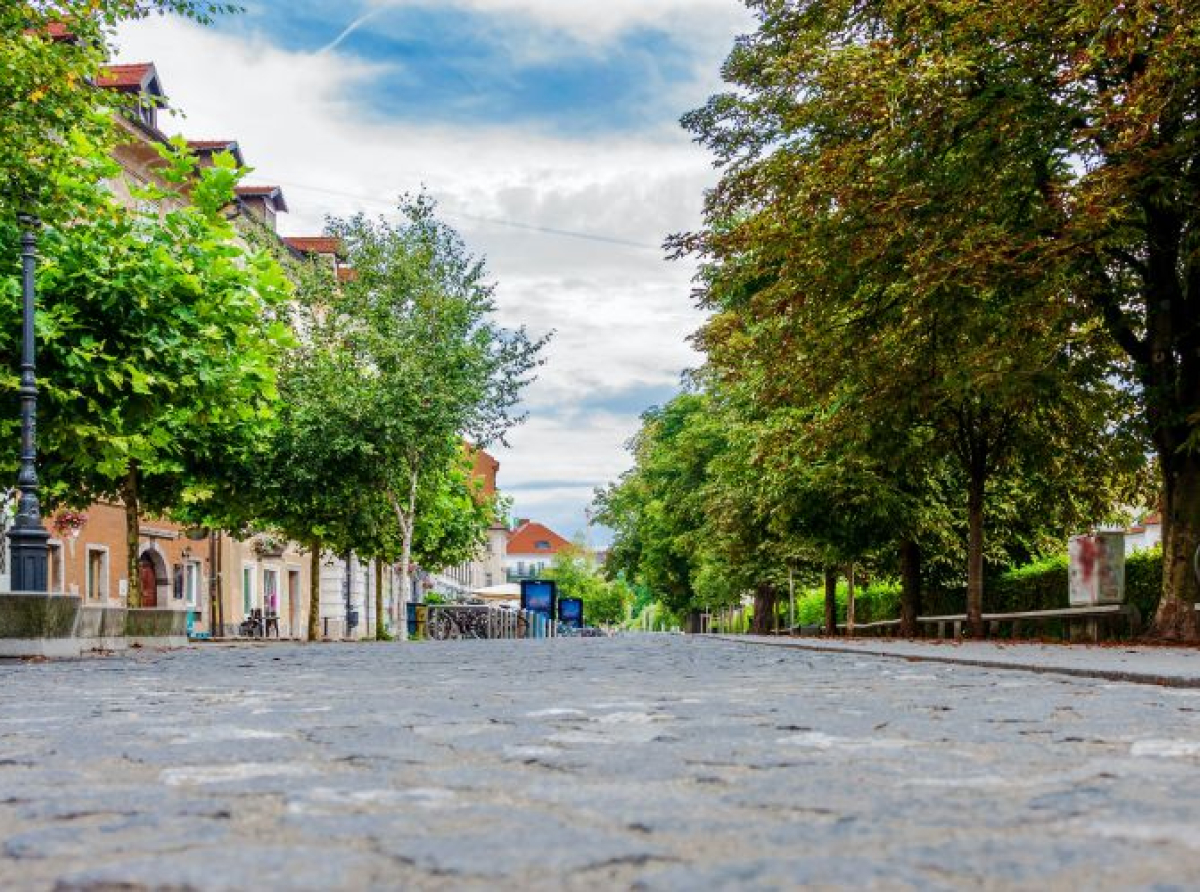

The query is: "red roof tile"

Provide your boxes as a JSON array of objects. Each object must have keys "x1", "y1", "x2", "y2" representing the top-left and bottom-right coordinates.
[
  {"x1": 284, "y1": 236, "x2": 344, "y2": 256},
  {"x1": 24, "y1": 22, "x2": 77, "y2": 41},
  {"x1": 97, "y1": 63, "x2": 155, "y2": 91},
  {"x1": 507, "y1": 521, "x2": 571, "y2": 556}
]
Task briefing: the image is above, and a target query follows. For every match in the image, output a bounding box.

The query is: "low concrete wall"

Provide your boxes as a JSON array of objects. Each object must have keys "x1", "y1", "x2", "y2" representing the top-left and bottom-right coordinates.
[
  {"x1": 0, "y1": 592, "x2": 82, "y2": 658},
  {"x1": 126, "y1": 608, "x2": 188, "y2": 649},
  {"x1": 76, "y1": 605, "x2": 128, "y2": 652}
]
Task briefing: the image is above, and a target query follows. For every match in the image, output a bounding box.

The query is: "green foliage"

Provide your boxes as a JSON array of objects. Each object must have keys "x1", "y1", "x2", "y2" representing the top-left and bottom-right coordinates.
[
  {"x1": 234, "y1": 195, "x2": 544, "y2": 628},
  {"x1": 603, "y1": 0, "x2": 1173, "y2": 634},
  {"x1": 678, "y1": 0, "x2": 1200, "y2": 635},
  {"x1": 796, "y1": 548, "x2": 1164, "y2": 626},
  {"x1": 545, "y1": 545, "x2": 631, "y2": 627},
  {"x1": 795, "y1": 582, "x2": 902, "y2": 628},
  {"x1": 1, "y1": 1, "x2": 235, "y2": 220},
  {"x1": 627, "y1": 601, "x2": 682, "y2": 633},
  {"x1": 315, "y1": 196, "x2": 544, "y2": 606},
  {"x1": 594, "y1": 391, "x2": 727, "y2": 615},
  {"x1": 408, "y1": 452, "x2": 500, "y2": 571},
  {"x1": 3, "y1": 142, "x2": 292, "y2": 514}
]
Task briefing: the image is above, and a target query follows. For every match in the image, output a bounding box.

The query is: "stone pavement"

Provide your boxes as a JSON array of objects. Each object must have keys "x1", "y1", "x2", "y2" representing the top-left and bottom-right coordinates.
[
  {"x1": 3, "y1": 636, "x2": 1200, "y2": 890},
  {"x1": 723, "y1": 634, "x2": 1200, "y2": 688}
]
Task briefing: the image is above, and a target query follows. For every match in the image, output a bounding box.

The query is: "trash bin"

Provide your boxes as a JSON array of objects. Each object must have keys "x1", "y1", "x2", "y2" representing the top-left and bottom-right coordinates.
[{"x1": 407, "y1": 602, "x2": 419, "y2": 638}]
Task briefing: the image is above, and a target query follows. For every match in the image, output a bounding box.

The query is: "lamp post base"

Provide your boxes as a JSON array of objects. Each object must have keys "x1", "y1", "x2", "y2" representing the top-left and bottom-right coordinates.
[{"x1": 8, "y1": 525, "x2": 50, "y2": 593}]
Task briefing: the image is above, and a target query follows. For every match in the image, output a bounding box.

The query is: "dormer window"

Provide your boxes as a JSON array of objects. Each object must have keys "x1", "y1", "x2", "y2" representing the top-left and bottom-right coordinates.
[
  {"x1": 188, "y1": 140, "x2": 247, "y2": 170},
  {"x1": 535, "y1": 540, "x2": 551, "y2": 551},
  {"x1": 97, "y1": 63, "x2": 165, "y2": 132},
  {"x1": 234, "y1": 186, "x2": 289, "y2": 232}
]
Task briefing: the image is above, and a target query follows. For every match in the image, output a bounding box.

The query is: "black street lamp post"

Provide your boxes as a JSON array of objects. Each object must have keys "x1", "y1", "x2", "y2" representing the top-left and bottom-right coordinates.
[{"x1": 7, "y1": 215, "x2": 49, "y2": 592}]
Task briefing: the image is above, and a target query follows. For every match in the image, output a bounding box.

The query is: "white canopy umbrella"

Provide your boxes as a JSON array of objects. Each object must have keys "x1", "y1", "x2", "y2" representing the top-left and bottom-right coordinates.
[{"x1": 471, "y1": 582, "x2": 522, "y2": 601}]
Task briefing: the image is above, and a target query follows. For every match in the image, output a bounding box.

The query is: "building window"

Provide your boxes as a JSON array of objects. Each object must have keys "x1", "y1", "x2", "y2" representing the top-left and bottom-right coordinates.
[
  {"x1": 48, "y1": 542, "x2": 64, "y2": 593},
  {"x1": 86, "y1": 547, "x2": 109, "y2": 601},
  {"x1": 185, "y1": 561, "x2": 202, "y2": 609},
  {"x1": 263, "y1": 568, "x2": 279, "y2": 615},
  {"x1": 535, "y1": 541, "x2": 550, "y2": 550},
  {"x1": 242, "y1": 565, "x2": 255, "y2": 615}
]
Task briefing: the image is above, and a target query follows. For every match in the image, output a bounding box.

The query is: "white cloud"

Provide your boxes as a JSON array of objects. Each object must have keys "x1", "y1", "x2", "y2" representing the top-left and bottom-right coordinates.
[
  {"x1": 355, "y1": 0, "x2": 752, "y2": 48},
  {"x1": 113, "y1": 9, "x2": 731, "y2": 542}
]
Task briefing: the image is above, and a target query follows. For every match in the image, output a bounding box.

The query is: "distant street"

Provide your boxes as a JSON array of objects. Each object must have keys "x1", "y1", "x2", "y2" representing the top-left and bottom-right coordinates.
[{"x1": 4, "y1": 637, "x2": 1200, "y2": 889}]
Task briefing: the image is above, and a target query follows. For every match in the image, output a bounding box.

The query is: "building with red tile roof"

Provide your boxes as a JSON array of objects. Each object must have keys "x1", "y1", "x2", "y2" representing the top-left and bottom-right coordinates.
[
  {"x1": 97, "y1": 62, "x2": 159, "y2": 93},
  {"x1": 283, "y1": 236, "x2": 345, "y2": 257},
  {"x1": 1125, "y1": 511, "x2": 1163, "y2": 555},
  {"x1": 504, "y1": 520, "x2": 572, "y2": 580}
]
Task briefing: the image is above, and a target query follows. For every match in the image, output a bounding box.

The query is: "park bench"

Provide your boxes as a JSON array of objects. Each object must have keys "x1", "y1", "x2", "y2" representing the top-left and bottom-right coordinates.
[{"x1": 835, "y1": 603, "x2": 1142, "y2": 642}]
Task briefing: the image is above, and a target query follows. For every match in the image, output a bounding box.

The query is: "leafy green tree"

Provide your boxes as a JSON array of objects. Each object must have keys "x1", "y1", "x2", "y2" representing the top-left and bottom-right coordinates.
[
  {"x1": 594, "y1": 391, "x2": 726, "y2": 618},
  {"x1": 545, "y1": 545, "x2": 631, "y2": 627},
  {"x1": 2, "y1": 1, "x2": 233, "y2": 221},
  {"x1": 324, "y1": 196, "x2": 545, "y2": 635},
  {"x1": 0, "y1": 143, "x2": 292, "y2": 606},
  {"x1": 247, "y1": 329, "x2": 378, "y2": 640},
  {"x1": 678, "y1": 0, "x2": 1153, "y2": 637},
  {"x1": 353, "y1": 446, "x2": 501, "y2": 638}
]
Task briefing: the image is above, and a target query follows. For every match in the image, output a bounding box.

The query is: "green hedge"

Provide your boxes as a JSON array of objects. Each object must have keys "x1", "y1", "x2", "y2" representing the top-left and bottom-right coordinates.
[
  {"x1": 980, "y1": 546, "x2": 1161, "y2": 620},
  {"x1": 790, "y1": 547, "x2": 1163, "y2": 626},
  {"x1": 793, "y1": 581, "x2": 902, "y2": 626}
]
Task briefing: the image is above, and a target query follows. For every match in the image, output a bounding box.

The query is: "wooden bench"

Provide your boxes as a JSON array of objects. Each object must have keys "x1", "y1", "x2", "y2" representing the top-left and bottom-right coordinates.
[{"x1": 838, "y1": 603, "x2": 1141, "y2": 642}]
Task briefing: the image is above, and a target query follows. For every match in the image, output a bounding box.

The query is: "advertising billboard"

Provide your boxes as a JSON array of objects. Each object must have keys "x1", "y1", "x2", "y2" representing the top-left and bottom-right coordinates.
[
  {"x1": 521, "y1": 579, "x2": 557, "y2": 616},
  {"x1": 558, "y1": 597, "x2": 584, "y2": 629}
]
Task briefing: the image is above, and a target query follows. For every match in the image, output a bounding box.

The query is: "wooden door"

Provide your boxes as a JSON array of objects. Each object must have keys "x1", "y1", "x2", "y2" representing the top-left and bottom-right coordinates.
[{"x1": 139, "y1": 559, "x2": 158, "y2": 608}]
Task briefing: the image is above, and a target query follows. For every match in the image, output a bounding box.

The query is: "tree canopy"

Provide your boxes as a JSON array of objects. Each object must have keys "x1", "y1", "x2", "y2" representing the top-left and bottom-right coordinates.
[{"x1": 607, "y1": 0, "x2": 1172, "y2": 636}]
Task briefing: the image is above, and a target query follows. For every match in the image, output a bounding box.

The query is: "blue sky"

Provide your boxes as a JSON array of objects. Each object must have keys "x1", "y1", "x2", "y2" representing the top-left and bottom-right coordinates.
[
  {"x1": 117, "y1": 0, "x2": 752, "y2": 543},
  {"x1": 222, "y1": 0, "x2": 700, "y2": 134}
]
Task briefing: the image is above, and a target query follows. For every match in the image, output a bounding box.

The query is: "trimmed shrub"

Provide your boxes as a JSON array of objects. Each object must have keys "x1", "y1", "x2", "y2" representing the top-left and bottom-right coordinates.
[
  {"x1": 826, "y1": 547, "x2": 1163, "y2": 624},
  {"x1": 792, "y1": 581, "x2": 903, "y2": 626}
]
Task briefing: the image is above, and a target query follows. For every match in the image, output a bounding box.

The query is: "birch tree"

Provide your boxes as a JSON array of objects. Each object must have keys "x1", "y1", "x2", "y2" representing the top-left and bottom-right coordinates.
[{"x1": 326, "y1": 196, "x2": 544, "y2": 634}]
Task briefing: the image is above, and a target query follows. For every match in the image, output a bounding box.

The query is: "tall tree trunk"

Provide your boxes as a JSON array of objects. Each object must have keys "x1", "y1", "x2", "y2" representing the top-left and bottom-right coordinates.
[
  {"x1": 967, "y1": 470, "x2": 986, "y2": 638},
  {"x1": 120, "y1": 463, "x2": 141, "y2": 609},
  {"x1": 899, "y1": 539, "x2": 922, "y2": 638},
  {"x1": 375, "y1": 558, "x2": 385, "y2": 640},
  {"x1": 307, "y1": 541, "x2": 321, "y2": 642},
  {"x1": 1152, "y1": 452, "x2": 1200, "y2": 640},
  {"x1": 389, "y1": 468, "x2": 420, "y2": 643},
  {"x1": 823, "y1": 567, "x2": 838, "y2": 636},
  {"x1": 210, "y1": 530, "x2": 224, "y2": 637},
  {"x1": 752, "y1": 583, "x2": 777, "y2": 635},
  {"x1": 846, "y1": 564, "x2": 856, "y2": 635}
]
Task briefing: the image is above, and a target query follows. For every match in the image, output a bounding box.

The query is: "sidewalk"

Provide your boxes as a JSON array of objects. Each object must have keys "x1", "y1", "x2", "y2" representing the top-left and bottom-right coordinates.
[{"x1": 714, "y1": 634, "x2": 1200, "y2": 688}]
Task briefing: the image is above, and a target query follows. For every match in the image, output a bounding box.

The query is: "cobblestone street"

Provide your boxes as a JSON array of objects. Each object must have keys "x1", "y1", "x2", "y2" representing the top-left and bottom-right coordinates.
[{"x1": 4, "y1": 636, "x2": 1200, "y2": 890}]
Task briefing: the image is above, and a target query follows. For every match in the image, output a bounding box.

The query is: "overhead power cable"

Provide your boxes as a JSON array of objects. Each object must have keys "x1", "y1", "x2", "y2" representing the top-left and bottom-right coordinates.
[{"x1": 272, "y1": 178, "x2": 664, "y2": 253}]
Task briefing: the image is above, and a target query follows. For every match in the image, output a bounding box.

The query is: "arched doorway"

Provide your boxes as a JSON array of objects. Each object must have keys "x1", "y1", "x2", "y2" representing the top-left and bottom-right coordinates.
[{"x1": 138, "y1": 547, "x2": 167, "y2": 608}]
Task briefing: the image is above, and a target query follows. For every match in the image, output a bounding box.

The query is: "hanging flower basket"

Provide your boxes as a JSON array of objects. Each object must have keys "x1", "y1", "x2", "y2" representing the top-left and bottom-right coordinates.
[
  {"x1": 51, "y1": 509, "x2": 88, "y2": 540},
  {"x1": 252, "y1": 534, "x2": 287, "y2": 558}
]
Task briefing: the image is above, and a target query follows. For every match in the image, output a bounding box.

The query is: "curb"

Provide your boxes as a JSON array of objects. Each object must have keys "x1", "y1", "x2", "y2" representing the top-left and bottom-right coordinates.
[{"x1": 710, "y1": 635, "x2": 1200, "y2": 690}]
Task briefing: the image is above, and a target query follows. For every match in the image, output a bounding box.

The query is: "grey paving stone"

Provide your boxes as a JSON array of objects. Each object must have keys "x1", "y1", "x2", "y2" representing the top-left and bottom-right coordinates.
[{"x1": 2, "y1": 636, "x2": 1200, "y2": 889}]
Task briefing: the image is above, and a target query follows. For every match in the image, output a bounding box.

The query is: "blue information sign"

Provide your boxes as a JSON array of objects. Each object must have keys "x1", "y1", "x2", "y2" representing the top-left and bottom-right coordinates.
[
  {"x1": 521, "y1": 579, "x2": 557, "y2": 616},
  {"x1": 558, "y1": 597, "x2": 584, "y2": 629}
]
